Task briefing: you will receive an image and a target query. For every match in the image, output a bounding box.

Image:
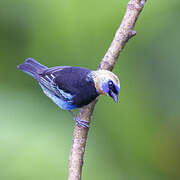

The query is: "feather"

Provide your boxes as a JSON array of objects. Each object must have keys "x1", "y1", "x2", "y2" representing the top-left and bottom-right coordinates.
[
  {"x1": 17, "y1": 58, "x2": 47, "y2": 77},
  {"x1": 38, "y1": 66, "x2": 98, "y2": 108}
]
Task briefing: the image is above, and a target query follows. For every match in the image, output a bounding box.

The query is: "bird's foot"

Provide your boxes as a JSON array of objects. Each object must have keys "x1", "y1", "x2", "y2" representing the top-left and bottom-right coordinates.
[
  {"x1": 68, "y1": 110, "x2": 89, "y2": 128},
  {"x1": 74, "y1": 117, "x2": 89, "y2": 128}
]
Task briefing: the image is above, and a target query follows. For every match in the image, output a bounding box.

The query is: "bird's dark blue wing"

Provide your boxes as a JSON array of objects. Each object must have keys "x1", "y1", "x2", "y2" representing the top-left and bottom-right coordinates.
[
  {"x1": 37, "y1": 66, "x2": 73, "y2": 102},
  {"x1": 37, "y1": 66, "x2": 98, "y2": 108}
]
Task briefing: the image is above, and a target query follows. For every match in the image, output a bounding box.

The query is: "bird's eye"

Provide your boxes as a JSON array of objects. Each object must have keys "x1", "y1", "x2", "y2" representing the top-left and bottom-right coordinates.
[{"x1": 108, "y1": 80, "x2": 114, "y2": 89}]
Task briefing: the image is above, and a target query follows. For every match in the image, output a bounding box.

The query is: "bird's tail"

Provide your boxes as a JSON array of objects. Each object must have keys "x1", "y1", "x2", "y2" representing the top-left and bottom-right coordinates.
[{"x1": 17, "y1": 58, "x2": 47, "y2": 77}]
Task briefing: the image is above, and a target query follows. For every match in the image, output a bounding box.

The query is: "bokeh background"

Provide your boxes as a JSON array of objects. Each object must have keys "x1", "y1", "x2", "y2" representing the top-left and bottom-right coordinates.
[{"x1": 0, "y1": 0, "x2": 180, "y2": 179}]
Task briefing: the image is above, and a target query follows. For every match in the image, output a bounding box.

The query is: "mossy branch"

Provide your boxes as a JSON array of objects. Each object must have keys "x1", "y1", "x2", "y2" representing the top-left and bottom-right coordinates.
[{"x1": 68, "y1": 1, "x2": 147, "y2": 179}]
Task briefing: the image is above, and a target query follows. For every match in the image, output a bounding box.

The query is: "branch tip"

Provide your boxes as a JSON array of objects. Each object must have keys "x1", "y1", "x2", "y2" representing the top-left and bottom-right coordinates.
[
  {"x1": 140, "y1": 0, "x2": 146, "y2": 7},
  {"x1": 129, "y1": 30, "x2": 136, "y2": 38}
]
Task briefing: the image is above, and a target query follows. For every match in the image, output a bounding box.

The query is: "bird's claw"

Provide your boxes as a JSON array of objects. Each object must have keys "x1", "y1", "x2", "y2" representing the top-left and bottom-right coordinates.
[
  {"x1": 75, "y1": 118, "x2": 89, "y2": 128},
  {"x1": 68, "y1": 110, "x2": 89, "y2": 128}
]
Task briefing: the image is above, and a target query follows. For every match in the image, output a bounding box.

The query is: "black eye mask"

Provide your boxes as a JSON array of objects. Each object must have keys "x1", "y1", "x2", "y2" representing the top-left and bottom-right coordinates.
[{"x1": 108, "y1": 80, "x2": 118, "y2": 94}]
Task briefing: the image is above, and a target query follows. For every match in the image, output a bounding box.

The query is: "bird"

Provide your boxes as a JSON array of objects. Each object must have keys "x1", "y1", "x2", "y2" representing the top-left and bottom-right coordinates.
[{"x1": 17, "y1": 58, "x2": 120, "y2": 128}]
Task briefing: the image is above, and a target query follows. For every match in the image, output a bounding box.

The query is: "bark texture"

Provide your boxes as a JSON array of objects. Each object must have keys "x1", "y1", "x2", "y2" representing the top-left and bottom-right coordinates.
[{"x1": 68, "y1": 1, "x2": 147, "y2": 179}]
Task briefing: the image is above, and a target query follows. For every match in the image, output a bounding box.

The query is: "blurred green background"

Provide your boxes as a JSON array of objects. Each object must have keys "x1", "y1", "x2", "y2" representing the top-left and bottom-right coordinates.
[{"x1": 0, "y1": 0, "x2": 180, "y2": 179}]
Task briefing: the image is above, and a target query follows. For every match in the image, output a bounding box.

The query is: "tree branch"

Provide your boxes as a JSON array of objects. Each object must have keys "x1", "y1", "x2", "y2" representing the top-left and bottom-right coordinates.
[{"x1": 68, "y1": 0, "x2": 147, "y2": 179}]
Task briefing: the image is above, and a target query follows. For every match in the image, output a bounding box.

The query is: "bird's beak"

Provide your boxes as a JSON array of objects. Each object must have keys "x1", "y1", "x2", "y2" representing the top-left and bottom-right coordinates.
[{"x1": 110, "y1": 91, "x2": 118, "y2": 103}]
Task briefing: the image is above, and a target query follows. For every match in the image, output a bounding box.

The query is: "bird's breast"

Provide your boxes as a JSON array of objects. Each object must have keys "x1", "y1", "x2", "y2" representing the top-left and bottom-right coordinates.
[{"x1": 71, "y1": 85, "x2": 99, "y2": 108}]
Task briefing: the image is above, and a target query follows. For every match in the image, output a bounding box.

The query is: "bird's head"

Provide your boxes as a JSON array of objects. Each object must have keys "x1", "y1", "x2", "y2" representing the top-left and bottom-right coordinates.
[{"x1": 91, "y1": 70, "x2": 120, "y2": 103}]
